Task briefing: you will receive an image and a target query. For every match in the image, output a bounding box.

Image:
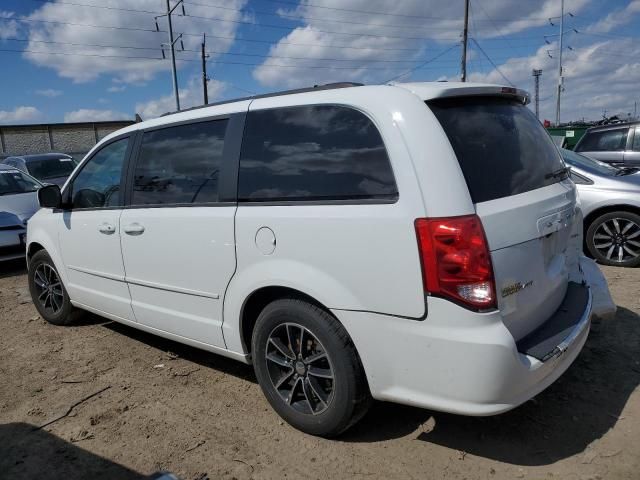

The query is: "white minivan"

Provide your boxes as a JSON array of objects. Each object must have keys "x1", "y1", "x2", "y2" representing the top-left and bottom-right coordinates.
[{"x1": 28, "y1": 82, "x2": 616, "y2": 437}]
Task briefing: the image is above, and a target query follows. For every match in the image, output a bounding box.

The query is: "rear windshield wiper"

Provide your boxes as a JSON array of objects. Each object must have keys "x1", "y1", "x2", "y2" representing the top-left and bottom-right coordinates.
[
  {"x1": 615, "y1": 167, "x2": 639, "y2": 176},
  {"x1": 545, "y1": 166, "x2": 570, "y2": 180}
]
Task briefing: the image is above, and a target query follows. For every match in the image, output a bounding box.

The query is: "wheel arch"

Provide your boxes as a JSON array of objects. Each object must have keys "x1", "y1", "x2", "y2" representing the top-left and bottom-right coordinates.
[
  {"x1": 584, "y1": 204, "x2": 640, "y2": 231},
  {"x1": 239, "y1": 285, "x2": 334, "y2": 356}
]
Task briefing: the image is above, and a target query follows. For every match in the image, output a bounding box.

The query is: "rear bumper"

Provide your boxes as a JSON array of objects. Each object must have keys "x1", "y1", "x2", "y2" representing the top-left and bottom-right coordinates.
[{"x1": 333, "y1": 256, "x2": 614, "y2": 416}]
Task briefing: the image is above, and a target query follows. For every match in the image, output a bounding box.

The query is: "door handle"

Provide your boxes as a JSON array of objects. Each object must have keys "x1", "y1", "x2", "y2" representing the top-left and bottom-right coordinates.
[
  {"x1": 123, "y1": 223, "x2": 145, "y2": 235},
  {"x1": 98, "y1": 223, "x2": 116, "y2": 235}
]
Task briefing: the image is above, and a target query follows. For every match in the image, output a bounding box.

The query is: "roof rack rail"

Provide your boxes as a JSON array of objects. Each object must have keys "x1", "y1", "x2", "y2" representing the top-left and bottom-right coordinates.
[{"x1": 160, "y1": 82, "x2": 364, "y2": 117}]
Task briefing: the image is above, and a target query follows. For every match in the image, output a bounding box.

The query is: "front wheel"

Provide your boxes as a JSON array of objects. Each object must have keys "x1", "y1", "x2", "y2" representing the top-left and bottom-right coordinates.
[
  {"x1": 586, "y1": 211, "x2": 640, "y2": 267},
  {"x1": 28, "y1": 250, "x2": 77, "y2": 325},
  {"x1": 252, "y1": 298, "x2": 371, "y2": 437}
]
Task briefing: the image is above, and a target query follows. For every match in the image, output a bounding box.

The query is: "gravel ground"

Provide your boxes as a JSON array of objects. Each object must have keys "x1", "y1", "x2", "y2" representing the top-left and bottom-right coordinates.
[{"x1": 0, "y1": 260, "x2": 638, "y2": 480}]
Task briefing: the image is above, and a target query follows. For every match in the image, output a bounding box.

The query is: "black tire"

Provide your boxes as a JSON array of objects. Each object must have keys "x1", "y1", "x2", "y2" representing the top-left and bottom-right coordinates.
[
  {"x1": 28, "y1": 250, "x2": 77, "y2": 325},
  {"x1": 586, "y1": 211, "x2": 640, "y2": 268},
  {"x1": 252, "y1": 298, "x2": 371, "y2": 437}
]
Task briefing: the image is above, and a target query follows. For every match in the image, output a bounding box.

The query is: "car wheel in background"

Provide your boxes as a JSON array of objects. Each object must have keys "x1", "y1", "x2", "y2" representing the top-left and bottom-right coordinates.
[
  {"x1": 252, "y1": 298, "x2": 372, "y2": 437},
  {"x1": 586, "y1": 211, "x2": 640, "y2": 267}
]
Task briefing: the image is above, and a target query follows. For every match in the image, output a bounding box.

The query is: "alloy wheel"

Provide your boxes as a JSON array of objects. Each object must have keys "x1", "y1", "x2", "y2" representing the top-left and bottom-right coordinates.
[
  {"x1": 592, "y1": 217, "x2": 640, "y2": 263},
  {"x1": 265, "y1": 322, "x2": 335, "y2": 415},
  {"x1": 33, "y1": 263, "x2": 64, "y2": 315}
]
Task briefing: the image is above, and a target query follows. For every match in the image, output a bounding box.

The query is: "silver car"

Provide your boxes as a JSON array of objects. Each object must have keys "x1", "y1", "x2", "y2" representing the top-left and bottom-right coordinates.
[
  {"x1": 561, "y1": 148, "x2": 640, "y2": 267},
  {"x1": 0, "y1": 164, "x2": 42, "y2": 262}
]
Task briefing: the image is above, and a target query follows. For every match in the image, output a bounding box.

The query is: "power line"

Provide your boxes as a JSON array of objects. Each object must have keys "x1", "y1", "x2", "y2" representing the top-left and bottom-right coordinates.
[
  {"x1": 250, "y1": 0, "x2": 557, "y2": 22},
  {"x1": 384, "y1": 44, "x2": 460, "y2": 83},
  {"x1": 0, "y1": 38, "x2": 441, "y2": 64},
  {"x1": 0, "y1": 48, "x2": 461, "y2": 71},
  {"x1": 469, "y1": 38, "x2": 513, "y2": 85}
]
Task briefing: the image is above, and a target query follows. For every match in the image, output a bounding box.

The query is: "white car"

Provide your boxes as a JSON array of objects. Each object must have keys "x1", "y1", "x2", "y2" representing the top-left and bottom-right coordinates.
[{"x1": 27, "y1": 82, "x2": 616, "y2": 437}]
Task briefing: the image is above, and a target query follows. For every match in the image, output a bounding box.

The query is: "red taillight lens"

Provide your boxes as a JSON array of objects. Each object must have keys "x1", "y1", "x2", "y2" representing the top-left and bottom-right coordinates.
[{"x1": 415, "y1": 215, "x2": 496, "y2": 310}]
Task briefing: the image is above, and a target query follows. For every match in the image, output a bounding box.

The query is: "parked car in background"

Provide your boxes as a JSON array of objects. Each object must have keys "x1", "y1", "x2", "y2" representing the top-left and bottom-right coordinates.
[
  {"x1": 574, "y1": 121, "x2": 640, "y2": 167},
  {"x1": 0, "y1": 164, "x2": 42, "y2": 262},
  {"x1": 561, "y1": 148, "x2": 640, "y2": 268},
  {"x1": 27, "y1": 82, "x2": 615, "y2": 437},
  {"x1": 2, "y1": 153, "x2": 76, "y2": 187}
]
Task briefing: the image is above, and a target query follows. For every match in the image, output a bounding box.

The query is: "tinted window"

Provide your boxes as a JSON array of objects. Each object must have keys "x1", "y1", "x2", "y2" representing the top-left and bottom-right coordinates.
[
  {"x1": 576, "y1": 128, "x2": 628, "y2": 152},
  {"x1": 428, "y1": 97, "x2": 566, "y2": 203},
  {"x1": 0, "y1": 169, "x2": 41, "y2": 195},
  {"x1": 238, "y1": 105, "x2": 397, "y2": 201},
  {"x1": 70, "y1": 138, "x2": 128, "y2": 208},
  {"x1": 634, "y1": 127, "x2": 640, "y2": 151},
  {"x1": 132, "y1": 120, "x2": 228, "y2": 205},
  {"x1": 27, "y1": 157, "x2": 75, "y2": 180}
]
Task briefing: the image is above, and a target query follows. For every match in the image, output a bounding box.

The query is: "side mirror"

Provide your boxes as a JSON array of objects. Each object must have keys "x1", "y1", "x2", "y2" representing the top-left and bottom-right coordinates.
[{"x1": 38, "y1": 184, "x2": 62, "y2": 209}]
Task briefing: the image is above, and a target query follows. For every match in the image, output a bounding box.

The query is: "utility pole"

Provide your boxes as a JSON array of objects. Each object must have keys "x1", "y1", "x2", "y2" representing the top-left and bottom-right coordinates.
[
  {"x1": 155, "y1": 0, "x2": 185, "y2": 112},
  {"x1": 532, "y1": 69, "x2": 542, "y2": 119},
  {"x1": 555, "y1": 0, "x2": 564, "y2": 126},
  {"x1": 201, "y1": 33, "x2": 209, "y2": 105},
  {"x1": 461, "y1": 0, "x2": 469, "y2": 82}
]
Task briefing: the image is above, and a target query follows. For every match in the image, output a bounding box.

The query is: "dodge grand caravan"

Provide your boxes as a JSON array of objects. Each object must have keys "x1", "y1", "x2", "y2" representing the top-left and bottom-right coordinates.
[{"x1": 27, "y1": 82, "x2": 616, "y2": 437}]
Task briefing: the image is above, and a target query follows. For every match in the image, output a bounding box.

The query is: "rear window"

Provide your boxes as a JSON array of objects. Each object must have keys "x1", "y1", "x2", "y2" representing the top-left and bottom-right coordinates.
[
  {"x1": 27, "y1": 157, "x2": 75, "y2": 180},
  {"x1": 238, "y1": 105, "x2": 397, "y2": 202},
  {"x1": 428, "y1": 97, "x2": 566, "y2": 203}
]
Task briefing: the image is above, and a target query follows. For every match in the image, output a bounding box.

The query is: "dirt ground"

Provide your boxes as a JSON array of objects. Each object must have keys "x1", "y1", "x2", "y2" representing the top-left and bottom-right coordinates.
[{"x1": 0, "y1": 261, "x2": 638, "y2": 480}]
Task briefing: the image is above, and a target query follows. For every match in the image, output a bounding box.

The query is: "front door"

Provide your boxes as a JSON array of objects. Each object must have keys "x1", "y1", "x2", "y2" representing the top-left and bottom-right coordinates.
[
  {"x1": 119, "y1": 119, "x2": 236, "y2": 348},
  {"x1": 58, "y1": 136, "x2": 134, "y2": 320}
]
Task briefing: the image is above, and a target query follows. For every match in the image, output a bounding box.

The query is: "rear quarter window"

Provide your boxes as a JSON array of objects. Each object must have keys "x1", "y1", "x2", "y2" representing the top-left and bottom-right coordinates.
[
  {"x1": 238, "y1": 105, "x2": 397, "y2": 202},
  {"x1": 428, "y1": 97, "x2": 566, "y2": 204},
  {"x1": 576, "y1": 128, "x2": 629, "y2": 152}
]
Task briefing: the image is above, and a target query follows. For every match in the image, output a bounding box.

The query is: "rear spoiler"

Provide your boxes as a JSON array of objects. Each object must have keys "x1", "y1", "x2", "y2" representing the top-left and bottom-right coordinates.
[{"x1": 430, "y1": 86, "x2": 530, "y2": 105}]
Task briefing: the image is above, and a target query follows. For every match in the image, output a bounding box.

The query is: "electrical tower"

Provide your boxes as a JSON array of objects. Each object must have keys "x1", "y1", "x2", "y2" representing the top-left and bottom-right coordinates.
[
  {"x1": 532, "y1": 69, "x2": 542, "y2": 119},
  {"x1": 461, "y1": 0, "x2": 469, "y2": 82},
  {"x1": 155, "y1": 0, "x2": 186, "y2": 112}
]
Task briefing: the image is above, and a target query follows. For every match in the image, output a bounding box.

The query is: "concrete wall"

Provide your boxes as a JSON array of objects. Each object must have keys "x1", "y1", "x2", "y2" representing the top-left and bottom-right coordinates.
[{"x1": 0, "y1": 121, "x2": 133, "y2": 161}]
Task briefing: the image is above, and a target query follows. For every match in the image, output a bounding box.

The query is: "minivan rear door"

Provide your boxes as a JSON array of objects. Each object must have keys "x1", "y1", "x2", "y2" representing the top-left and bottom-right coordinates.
[{"x1": 428, "y1": 96, "x2": 579, "y2": 341}]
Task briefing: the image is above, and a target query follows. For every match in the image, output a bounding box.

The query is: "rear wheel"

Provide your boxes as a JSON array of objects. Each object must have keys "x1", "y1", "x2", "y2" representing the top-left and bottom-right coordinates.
[
  {"x1": 586, "y1": 211, "x2": 640, "y2": 267},
  {"x1": 28, "y1": 250, "x2": 77, "y2": 325},
  {"x1": 252, "y1": 298, "x2": 371, "y2": 437}
]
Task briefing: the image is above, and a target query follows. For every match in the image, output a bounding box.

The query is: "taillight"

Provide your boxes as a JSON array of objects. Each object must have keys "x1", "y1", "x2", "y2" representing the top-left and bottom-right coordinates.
[{"x1": 415, "y1": 215, "x2": 496, "y2": 310}]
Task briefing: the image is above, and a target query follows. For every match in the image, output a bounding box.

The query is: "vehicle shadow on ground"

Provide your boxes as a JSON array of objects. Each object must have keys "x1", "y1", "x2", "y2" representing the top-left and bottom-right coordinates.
[
  {"x1": 0, "y1": 422, "x2": 146, "y2": 480},
  {"x1": 0, "y1": 258, "x2": 26, "y2": 279},
  {"x1": 345, "y1": 307, "x2": 640, "y2": 466},
  {"x1": 103, "y1": 320, "x2": 257, "y2": 383}
]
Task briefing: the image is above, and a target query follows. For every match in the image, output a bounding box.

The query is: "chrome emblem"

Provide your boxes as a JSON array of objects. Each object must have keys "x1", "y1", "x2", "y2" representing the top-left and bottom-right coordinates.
[{"x1": 501, "y1": 280, "x2": 534, "y2": 298}]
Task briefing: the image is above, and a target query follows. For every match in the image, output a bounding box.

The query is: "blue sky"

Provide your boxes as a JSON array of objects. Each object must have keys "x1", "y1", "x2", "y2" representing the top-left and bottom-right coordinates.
[{"x1": 0, "y1": 0, "x2": 639, "y2": 124}]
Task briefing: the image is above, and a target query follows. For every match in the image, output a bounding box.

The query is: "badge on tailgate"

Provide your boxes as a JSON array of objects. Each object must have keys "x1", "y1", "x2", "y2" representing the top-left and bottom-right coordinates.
[{"x1": 537, "y1": 207, "x2": 575, "y2": 236}]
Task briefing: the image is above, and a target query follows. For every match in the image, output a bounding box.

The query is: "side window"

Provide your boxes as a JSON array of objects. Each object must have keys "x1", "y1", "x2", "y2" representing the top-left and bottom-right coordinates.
[
  {"x1": 633, "y1": 127, "x2": 640, "y2": 152},
  {"x1": 238, "y1": 105, "x2": 398, "y2": 202},
  {"x1": 70, "y1": 138, "x2": 129, "y2": 209},
  {"x1": 132, "y1": 120, "x2": 228, "y2": 205},
  {"x1": 577, "y1": 128, "x2": 628, "y2": 152}
]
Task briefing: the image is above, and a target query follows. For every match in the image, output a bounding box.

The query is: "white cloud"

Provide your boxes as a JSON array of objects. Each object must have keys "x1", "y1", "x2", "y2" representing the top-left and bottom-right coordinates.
[
  {"x1": 0, "y1": 11, "x2": 19, "y2": 39},
  {"x1": 0, "y1": 106, "x2": 42, "y2": 124},
  {"x1": 107, "y1": 85, "x2": 126, "y2": 93},
  {"x1": 35, "y1": 88, "x2": 63, "y2": 97},
  {"x1": 462, "y1": 36, "x2": 640, "y2": 122},
  {"x1": 252, "y1": 0, "x2": 590, "y2": 88},
  {"x1": 24, "y1": 0, "x2": 248, "y2": 84},
  {"x1": 586, "y1": 0, "x2": 640, "y2": 33},
  {"x1": 135, "y1": 76, "x2": 226, "y2": 120},
  {"x1": 64, "y1": 108, "x2": 129, "y2": 122}
]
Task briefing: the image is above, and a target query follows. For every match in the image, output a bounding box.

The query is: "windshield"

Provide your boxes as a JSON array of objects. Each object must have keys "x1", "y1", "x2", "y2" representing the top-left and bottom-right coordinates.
[
  {"x1": 428, "y1": 97, "x2": 566, "y2": 203},
  {"x1": 560, "y1": 148, "x2": 619, "y2": 176},
  {"x1": 0, "y1": 169, "x2": 41, "y2": 195},
  {"x1": 27, "y1": 157, "x2": 75, "y2": 180}
]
